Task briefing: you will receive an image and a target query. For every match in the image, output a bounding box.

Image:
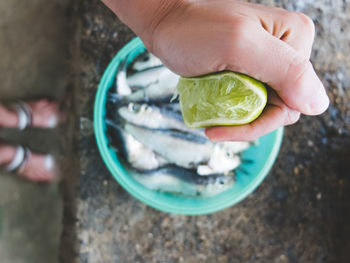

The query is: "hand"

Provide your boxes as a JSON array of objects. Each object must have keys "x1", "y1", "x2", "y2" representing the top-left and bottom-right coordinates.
[{"x1": 102, "y1": 0, "x2": 329, "y2": 141}]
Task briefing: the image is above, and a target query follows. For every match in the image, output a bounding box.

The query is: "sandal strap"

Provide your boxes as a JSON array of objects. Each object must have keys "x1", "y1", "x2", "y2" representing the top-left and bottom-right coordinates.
[
  {"x1": 5, "y1": 146, "x2": 30, "y2": 172},
  {"x1": 10, "y1": 101, "x2": 33, "y2": 130},
  {"x1": 44, "y1": 155, "x2": 55, "y2": 171}
]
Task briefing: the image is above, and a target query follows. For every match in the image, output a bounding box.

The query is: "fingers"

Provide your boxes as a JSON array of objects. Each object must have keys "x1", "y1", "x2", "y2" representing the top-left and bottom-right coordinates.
[
  {"x1": 279, "y1": 12, "x2": 315, "y2": 59},
  {"x1": 221, "y1": 20, "x2": 329, "y2": 116},
  {"x1": 205, "y1": 90, "x2": 300, "y2": 141},
  {"x1": 255, "y1": 9, "x2": 315, "y2": 59}
]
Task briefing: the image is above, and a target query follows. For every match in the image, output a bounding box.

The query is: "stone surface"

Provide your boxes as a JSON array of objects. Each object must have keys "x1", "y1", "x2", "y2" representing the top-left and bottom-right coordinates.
[{"x1": 63, "y1": 0, "x2": 350, "y2": 262}]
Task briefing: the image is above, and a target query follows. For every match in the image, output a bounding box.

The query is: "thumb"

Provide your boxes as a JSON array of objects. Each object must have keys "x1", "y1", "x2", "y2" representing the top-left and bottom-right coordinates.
[{"x1": 223, "y1": 22, "x2": 329, "y2": 115}]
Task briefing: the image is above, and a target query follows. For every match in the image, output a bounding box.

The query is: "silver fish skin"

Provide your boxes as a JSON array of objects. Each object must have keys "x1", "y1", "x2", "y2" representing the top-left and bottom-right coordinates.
[
  {"x1": 132, "y1": 53, "x2": 163, "y2": 71},
  {"x1": 126, "y1": 68, "x2": 179, "y2": 102},
  {"x1": 127, "y1": 66, "x2": 168, "y2": 88},
  {"x1": 118, "y1": 103, "x2": 205, "y2": 137},
  {"x1": 132, "y1": 167, "x2": 234, "y2": 197},
  {"x1": 115, "y1": 58, "x2": 132, "y2": 96},
  {"x1": 106, "y1": 119, "x2": 168, "y2": 170},
  {"x1": 122, "y1": 132, "x2": 168, "y2": 170},
  {"x1": 124, "y1": 123, "x2": 214, "y2": 169}
]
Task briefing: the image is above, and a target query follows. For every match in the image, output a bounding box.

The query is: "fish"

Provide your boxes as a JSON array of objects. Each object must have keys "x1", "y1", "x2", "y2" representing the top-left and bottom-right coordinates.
[
  {"x1": 123, "y1": 123, "x2": 247, "y2": 174},
  {"x1": 127, "y1": 66, "x2": 168, "y2": 88},
  {"x1": 217, "y1": 141, "x2": 250, "y2": 154},
  {"x1": 131, "y1": 53, "x2": 163, "y2": 71},
  {"x1": 111, "y1": 66, "x2": 179, "y2": 103},
  {"x1": 131, "y1": 166, "x2": 235, "y2": 197},
  {"x1": 126, "y1": 67, "x2": 179, "y2": 102},
  {"x1": 115, "y1": 57, "x2": 132, "y2": 96},
  {"x1": 106, "y1": 119, "x2": 168, "y2": 170},
  {"x1": 197, "y1": 145, "x2": 241, "y2": 175},
  {"x1": 118, "y1": 103, "x2": 206, "y2": 136},
  {"x1": 124, "y1": 123, "x2": 214, "y2": 169},
  {"x1": 196, "y1": 142, "x2": 250, "y2": 175}
]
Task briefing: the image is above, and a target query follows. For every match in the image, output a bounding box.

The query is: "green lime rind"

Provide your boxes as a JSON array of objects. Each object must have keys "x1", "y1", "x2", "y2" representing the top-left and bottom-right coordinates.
[{"x1": 177, "y1": 72, "x2": 268, "y2": 128}]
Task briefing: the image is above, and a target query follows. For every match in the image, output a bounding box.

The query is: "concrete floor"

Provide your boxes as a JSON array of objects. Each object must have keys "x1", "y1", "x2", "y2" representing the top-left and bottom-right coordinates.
[{"x1": 0, "y1": 1, "x2": 69, "y2": 262}]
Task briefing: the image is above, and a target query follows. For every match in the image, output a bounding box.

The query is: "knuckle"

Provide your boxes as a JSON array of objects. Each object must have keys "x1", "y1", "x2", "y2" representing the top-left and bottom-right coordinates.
[
  {"x1": 223, "y1": 18, "x2": 255, "y2": 61},
  {"x1": 284, "y1": 11, "x2": 315, "y2": 33},
  {"x1": 227, "y1": 17, "x2": 252, "y2": 42},
  {"x1": 285, "y1": 55, "x2": 310, "y2": 86},
  {"x1": 234, "y1": 18, "x2": 255, "y2": 40},
  {"x1": 295, "y1": 12, "x2": 315, "y2": 35},
  {"x1": 296, "y1": 12, "x2": 314, "y2": 27}
]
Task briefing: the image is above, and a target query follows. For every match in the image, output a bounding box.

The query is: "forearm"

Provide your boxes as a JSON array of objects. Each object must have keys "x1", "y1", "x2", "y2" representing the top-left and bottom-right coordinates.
[{"x1": 101, "y1": 0, "x2": 184, "y2": 47}]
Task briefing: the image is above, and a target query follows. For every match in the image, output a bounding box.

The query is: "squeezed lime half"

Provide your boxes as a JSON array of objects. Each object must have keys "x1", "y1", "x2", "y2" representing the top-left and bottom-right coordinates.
[{"x1": 177, "y1": 72, "x2": 268, "y2": 128}]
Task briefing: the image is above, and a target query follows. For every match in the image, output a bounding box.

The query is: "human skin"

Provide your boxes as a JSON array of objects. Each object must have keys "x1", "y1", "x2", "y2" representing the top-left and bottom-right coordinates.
[
  {"x1": 0, "y1": 142, "x2": 56, "y2": 182},
  {"x1": 0, "y1": 100, "x2": 61, "y2": 129},
  {"x1": 102, "y1": 0, "x2": 329, "y2": 141}
]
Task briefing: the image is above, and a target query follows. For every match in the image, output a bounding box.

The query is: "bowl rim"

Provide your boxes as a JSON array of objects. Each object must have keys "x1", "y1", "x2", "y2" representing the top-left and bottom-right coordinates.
[{"x1": 94, "y1": 37, "x2": 284, "y2": 215}]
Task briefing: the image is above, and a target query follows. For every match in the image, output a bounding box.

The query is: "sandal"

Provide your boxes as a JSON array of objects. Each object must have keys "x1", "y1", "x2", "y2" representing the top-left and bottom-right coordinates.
[
  {"x1": 9, "y1": 101, "x2": 33, "y2": 130},
  {"x1": 7, "y1": 100, "x2": 61, "y2": 130},
  {"x1": 4, "y1": 146, "x2": 56, "y2": 182}
]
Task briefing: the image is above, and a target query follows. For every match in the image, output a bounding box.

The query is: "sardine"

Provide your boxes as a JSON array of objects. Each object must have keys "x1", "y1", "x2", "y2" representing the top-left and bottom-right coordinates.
[
  {"x1": 118, "y1": 103, "x2": 205, "y2": 136},
  {"x1": 126, "y1": 67, "x2": 179, "y2": 102},
  {"x1": 106, "y1": 119, "x2": 168, "y2": 170},
  {"x1": 132, "y1": 53, "x2": 163, "y2": 72},
  {"x1": 124, "y1": 123, "x2": 214, "y2": 169},
  {"x1": 197, "y1": 145, "x2": 241, "y2": 175},
  {"x1": 115, "y1": 58, "x2": 132, "y2": 95},
  {"x1": 131, "y1": 166, "x2": 235, "y2": 197},
  {"x1": 196, "y1": 142, "x2": 249, "y2": 175},
  {"x1": 127, "y1": 66, "x2": 168, "y2": 88}
]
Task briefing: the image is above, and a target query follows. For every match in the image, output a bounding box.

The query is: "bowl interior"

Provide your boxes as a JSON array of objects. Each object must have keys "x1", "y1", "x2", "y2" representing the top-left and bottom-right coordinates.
[{"x1": 94, "y1": 37, "x2": 283, "y2": 215}]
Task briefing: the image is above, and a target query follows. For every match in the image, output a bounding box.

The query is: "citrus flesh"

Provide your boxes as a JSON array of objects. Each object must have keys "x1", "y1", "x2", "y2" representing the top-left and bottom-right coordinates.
[{"x1": 176, "y1": 72, "x2": 268, "y2": 128}]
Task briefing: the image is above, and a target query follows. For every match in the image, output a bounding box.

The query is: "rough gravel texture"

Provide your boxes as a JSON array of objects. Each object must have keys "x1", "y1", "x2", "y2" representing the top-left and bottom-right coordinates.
[{"x1": 62, "y1": 0, "x2": 350, "y2": 262}]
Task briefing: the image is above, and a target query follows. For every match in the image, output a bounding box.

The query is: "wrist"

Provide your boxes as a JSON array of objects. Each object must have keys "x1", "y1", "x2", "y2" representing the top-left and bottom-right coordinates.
[
  {"x1": 136, "y1": 0, "x2": 189, "y2": 51},
  {"x1": 102, "y1": 0, "x2": 189, "y2": 50}
]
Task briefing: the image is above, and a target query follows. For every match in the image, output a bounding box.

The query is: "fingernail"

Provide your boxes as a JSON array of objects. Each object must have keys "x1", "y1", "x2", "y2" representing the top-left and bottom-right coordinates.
[
  {"x1": 45, "y1": 155, "x2": 55, "y2": 173},
  {"x1": 306, "y1": 89, "x2": 330, "y2": 115},
  {"x1": 299, "y1": 67, "x2": 328, "y2": 115},
  {"x1": 48, "y1": 116, "x2": 58, "y2": 128}
]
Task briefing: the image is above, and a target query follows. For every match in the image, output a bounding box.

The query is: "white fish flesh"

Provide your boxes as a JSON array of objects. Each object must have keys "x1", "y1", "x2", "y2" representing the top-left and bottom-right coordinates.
[
  {"x1": 217, "y1": 141, "x2": 250, "y2": 154},
  {"x1": 197, "y1": 145, "x2": 241, "y2": 175}
]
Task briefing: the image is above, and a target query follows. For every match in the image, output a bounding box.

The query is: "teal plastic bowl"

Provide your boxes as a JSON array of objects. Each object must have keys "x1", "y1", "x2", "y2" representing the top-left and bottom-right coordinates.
[{"x1": 94, "y1": 37, "x2": 283, "y2": 215}]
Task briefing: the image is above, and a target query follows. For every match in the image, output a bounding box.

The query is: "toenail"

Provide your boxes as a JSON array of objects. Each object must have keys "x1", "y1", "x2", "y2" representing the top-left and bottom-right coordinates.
[
  {"x1": 45, "y1": 155, "x2": 54, "y2": 172},
  {"x1": 48, "y1": 116, "x2": 58, "y2": 128}
]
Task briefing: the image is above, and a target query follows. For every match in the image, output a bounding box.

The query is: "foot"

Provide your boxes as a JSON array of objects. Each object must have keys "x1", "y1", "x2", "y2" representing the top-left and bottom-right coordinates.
[
  {"x1": 27, "y1": 99, "x2": 62, "y2": 128},
  {"x1": 0, "y1": 144, "x2": 57, "y2": 182},
  {"x1": 0, "y1": 104, "x2": 19, "y2": 127},
  {"x1": 0, "y1": 99, "x2": 63, "y2": 129}
]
